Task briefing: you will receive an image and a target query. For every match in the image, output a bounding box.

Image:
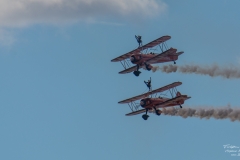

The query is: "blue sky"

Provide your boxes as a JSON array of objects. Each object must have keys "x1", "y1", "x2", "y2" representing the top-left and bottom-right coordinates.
[{"x1": 0, "y1": 0, "x2": 240, "y2": 160}]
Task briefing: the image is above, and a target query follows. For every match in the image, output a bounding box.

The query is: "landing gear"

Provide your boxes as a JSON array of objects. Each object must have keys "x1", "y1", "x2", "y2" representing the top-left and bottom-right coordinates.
[
  {"x1": 174, "y1": 61, "x2": 176, "y2": 64},
  {"x1": 154, "y1": 107, "x2": 161, "y2": 116},
  {"x1": 133, "y1": 71, "x2": 141, "y2": 76},
  {"x1": 144, "y1": 62, "x2": 151, "y2": 71},
  {"x1": 142, "y1": 114, "x2": 149, "y2": 120},
  {"x1": 142, "y1": 109, "x2": 149, "y2": 120},
  {"x1": 180, "y1": 105, "x2": 182, "y2": 108},
  {"x1": 133, "y1": 65, "x2": 141, "y2": 76}
]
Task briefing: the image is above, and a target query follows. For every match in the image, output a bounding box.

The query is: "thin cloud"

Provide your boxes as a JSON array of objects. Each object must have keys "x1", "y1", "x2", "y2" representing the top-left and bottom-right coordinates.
[
  {"x1": 0, "y1": 29, "x2": 15, "y2": 46},
  {"x1": 0, "y1": 0, "x2": 167, "y2": 27},
  {"x1": 237, "y1": 57, "x2": 240, "y2": 65},
  {"x1": 85, "y1": 19, "x2": 125, "y2": 26}
]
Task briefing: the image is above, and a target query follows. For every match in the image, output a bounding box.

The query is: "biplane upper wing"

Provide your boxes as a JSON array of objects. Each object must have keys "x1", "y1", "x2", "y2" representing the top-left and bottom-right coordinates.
[
  {"x1": 149, "y1": 82, "x2": 182, "y2": 95},
  {"x1": 119, "y1": 65, "x2": 139, "y2": 74},
  {"x1": 118, "y1": 92, "x2": 149, "y2": 104},
  {"x1": 139, "y1": 35, "x2": 171, "y2": 51},
  {"x1": 111, "y1": 48, "x2": 141, "y2": 62},
  {"x1": 111, "y1": 35, "x2": 171, "y2": 62},
  {"x1": 118, "y1": 82, "x2": 182, "y2": 104},
  {"x1": 146, "y1": 48, "x2": 177, "y2": 64},
  {"x1": 125, "y1": 109, "x2": 146, "y2": 116},
  {"x1": 156, "y1": 95, "x2": 191, "y2": 108}
]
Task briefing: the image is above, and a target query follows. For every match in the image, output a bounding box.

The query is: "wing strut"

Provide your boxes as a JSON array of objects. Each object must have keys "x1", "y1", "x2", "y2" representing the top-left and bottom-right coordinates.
[
  {"x1": 169, "y1": 88, "x2": 174, "y2": 98},
  {"x1": 127, "y1": 101, "x2": 140, "y2": 112},
  {"x1": 120, "y1": 59, "x2": 131, "y2": 69},
  {"x1": 158, "y1": 42, "x2": 169, "y2": 53},
  {"x1": 167, "y1": 86, "x2": 179, "y2": 98}
]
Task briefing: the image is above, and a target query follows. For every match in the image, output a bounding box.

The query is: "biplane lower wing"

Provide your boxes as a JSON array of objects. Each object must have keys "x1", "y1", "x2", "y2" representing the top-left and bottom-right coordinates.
[
  {"x1": 146, "y1": 48, "x2": 177, "y2": 64},
  {"x1": 126, "y1": 109, "x2": 146, "y2": 116},
  {"x1": 118, "y1": 82, "x2": 182, "y2": 104},
  {"x1": 140, "y1": 35, "x2": 171, "y2": 51},
  {"x1": 111, "y1": 35, "x2": 171, "y2": 62},
  {"x1": 119, "y1": 65, "x2": 140, "y2": 74},
  {"x1": 156, "y1": 95, "x2": 191, "y2": 108}
]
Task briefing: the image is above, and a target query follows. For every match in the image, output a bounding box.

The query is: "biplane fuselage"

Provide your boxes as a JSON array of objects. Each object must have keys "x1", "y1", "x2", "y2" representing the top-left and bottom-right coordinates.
[
  {"x1": 130, "y1": 52, "x2": 178, "y2": 66},
  {"x1": 140, "y1": 95, "x2": 187, "y2": 109}
]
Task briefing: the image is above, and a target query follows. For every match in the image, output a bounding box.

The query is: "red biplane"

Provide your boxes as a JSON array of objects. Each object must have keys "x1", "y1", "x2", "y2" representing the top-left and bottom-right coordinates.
[
  {"x1": 118, "y1": 82, "x2": 191, "y2": 120},
  {"x1": 111, "y1": 35, "x2": 184, "y2": 76}
]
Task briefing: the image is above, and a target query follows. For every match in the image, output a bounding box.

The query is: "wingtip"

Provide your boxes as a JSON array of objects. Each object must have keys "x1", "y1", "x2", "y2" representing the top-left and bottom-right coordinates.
[
  {"x1": 118, "y1": 101, "x2": 125, "y2": 104},
  {"x1": 163, "y1": 35, "x2": 171, "y2": 39},
  {"x1": 174, "y1": 81, "x2": 182, "y2": 85},
  {"x1": 111, "y1": 59, "x2": 117, "y2": 62}
]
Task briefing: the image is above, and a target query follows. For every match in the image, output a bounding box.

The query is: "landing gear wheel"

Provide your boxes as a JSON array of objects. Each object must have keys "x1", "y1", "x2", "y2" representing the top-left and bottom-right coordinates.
[
  {"x1": 144, "y1": 63, "x2": 151, "y2": 71},
  {"x1": 174, "y1": 61, "x2": 176, "y2": 64},
  {"x1": 153, "y1": 107, "x2": 161, "y2": 116},
  {"x1": 180, "y1": 105, "x2": 182, "y2": 108},
  {"x1": 156, "y1": 110, "x2": 161, "y2": 116},
  {"x1": 142, "y1": 114, "x2": 149, "y2": 120},
  {"x1": 133, "y1": 71, "x2": 141, "y2": 77}
]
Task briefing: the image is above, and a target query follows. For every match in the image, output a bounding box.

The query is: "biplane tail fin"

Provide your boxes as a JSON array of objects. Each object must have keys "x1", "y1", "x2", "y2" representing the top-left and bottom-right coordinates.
[{"x1": 176, "y1": 91, "x2": 181, "y2": 97}]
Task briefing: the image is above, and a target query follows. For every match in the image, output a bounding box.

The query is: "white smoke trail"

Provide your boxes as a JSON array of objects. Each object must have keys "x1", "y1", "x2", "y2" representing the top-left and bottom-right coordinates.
[
  {"x1": 156, "y1": 64, "x2": 240, "y2": 79},
  {"x1": 161, "y1": 107, "x2": 240, "y2": 122},
  {"x1": 151, "y1": 66, "x2": 159, "y2": 72}
]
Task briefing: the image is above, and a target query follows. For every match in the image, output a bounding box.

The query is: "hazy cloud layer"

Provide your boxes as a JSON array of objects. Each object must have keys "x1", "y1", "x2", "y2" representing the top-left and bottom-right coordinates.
[
  {"x1": 0, "y1": 0, "x2": 167, "y2": 27},
  {"x1": 0, "y1": 29, "x2": 15, "y2": 46}
]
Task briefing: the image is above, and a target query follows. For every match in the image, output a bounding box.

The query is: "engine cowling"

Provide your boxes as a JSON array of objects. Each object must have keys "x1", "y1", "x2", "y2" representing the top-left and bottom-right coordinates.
[
  {"x1": 140, "y1": 99, "x2": 151, "y2": 108},
  {"x1": 140, "y1": 99, "x2": 146, "y2": 107},
  {"x1": 130, "y1": 55, "x2": 141, "y2": 63}
]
